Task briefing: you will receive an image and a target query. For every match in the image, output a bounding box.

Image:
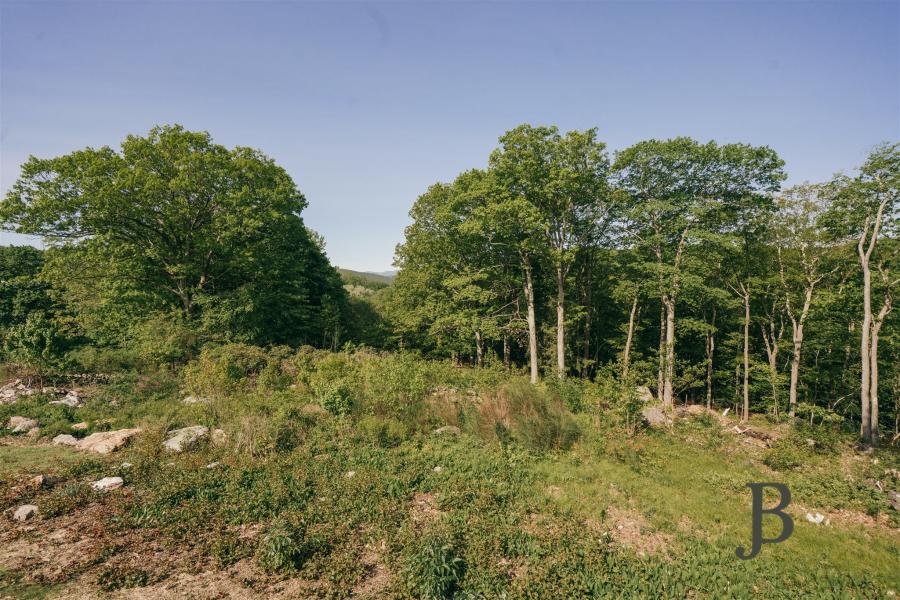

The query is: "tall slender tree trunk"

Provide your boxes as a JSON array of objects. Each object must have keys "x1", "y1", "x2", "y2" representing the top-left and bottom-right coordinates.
[
  {"x1": 475, "y1": 331, "x2": 483, "y2": 368},
  {"x1": 706, "y1": 307, "x2": 716, "y2": 410},
  {"x1": 663, "y1": 297, "x2": 675, "y2": 408},
  {"x1": 503, "y1": 333, "x2": 510, "y2": 370},
  {"x1": 870, "y1": 299, "x2": 891, "y2": 444},
  {"x1": 788, "y1": 328, "x2": 802, "y2": 418},
  {"x1": 741, "y1": 285, "x2": 751, "y2": 422},
  {"x1": 860, "y1": 252, "x2": 873, "y2": 443},
  {"x1": 623, "y1": 295, "x2": 639, "y2": 379},
  {"x1": 523, "y1": 262, "x2": 539, "y2": 384},
  {"x1": 556, "y1": 266, "x2": 566, "y2": 379},
  {"x1": 657, "y1": 301, "x2": 666, "y2": 403}
]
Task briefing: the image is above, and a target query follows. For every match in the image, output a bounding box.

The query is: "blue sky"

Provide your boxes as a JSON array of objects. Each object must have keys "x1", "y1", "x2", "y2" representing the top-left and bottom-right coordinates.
[{"x1": 1, "y1": 1, "x2": 897, "y2": 272}]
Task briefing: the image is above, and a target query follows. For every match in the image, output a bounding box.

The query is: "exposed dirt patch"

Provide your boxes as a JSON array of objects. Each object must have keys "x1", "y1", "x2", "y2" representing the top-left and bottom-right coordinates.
[
  {"x1": 409, "y1": 492, "x2": 442, "y2": 525},
  {"x1": 591, "y1": 506, "x2": 673, "y2": 557},
  {"x1": 352, "y1": 542, "x2": 391, "y2": 598}
]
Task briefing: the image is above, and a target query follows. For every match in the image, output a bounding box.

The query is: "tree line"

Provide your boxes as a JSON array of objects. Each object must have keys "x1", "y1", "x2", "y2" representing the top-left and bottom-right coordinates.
[
  {"x1": 388, "y1": 125, "x2": 898, "y2": 445},
  {"x1": 0, "y1": 124, "x2": 897, "y2": 445}
]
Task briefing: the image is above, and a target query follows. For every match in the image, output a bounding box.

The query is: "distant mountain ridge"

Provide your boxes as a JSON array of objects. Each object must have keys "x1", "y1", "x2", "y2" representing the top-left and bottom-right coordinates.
[{"x1": 338, "y1": 268, "x2": 395, "y2": 290}]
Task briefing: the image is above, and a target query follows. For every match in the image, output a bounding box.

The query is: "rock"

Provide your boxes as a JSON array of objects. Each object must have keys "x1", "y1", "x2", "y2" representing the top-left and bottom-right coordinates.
[
  {"x1": 71, "y1": 422, "x2": 88, "y2": 431},
  {"x1": 182, "y1": 395, "x2": 209, "y2": 405},
  {"x1": 635, "y1": 386, "x2": 654, "y2": 403},
  {"x1": 889, "y1": 491, "x2": 900, "y2": 512},
  {"x1": 205, "y1": 461, "x2": 221, "y2": 469},
  {"x1": 13, "y1": 504, "x2": 38, "y2": 521},
  {"x1": 806, "y1": 438, "x2": 817, "y2": 447},
  {"x1": 77, "y1": 428, "x2": 142, "y2": 454},
  {"x1": 345, "y1": 470, "x2": 356, "y2": 479},
  {"x1": 433, "y1": 425, "x2": 461, "y2": 436},
  {"x1": 884, "y1": 468, "x2": 900, "y2": 481},
  {"x1": 26, "y1": 427, "x2": 41, "y2": 438},
  {"x1": 162, "y1": 425, "x2": 209, "y2": 452},
  {"x1": 30, "y1": 474, "x2": 59, "y2": 489},
  {"x1": 805, "y1": 512, "x2": 825, "y2": 525},
  {"x1": 211, "y1": 428, "x2": 227, "y2": 446},
  {"x1": 90, "y1": 476, "x2": 124, "y2": 491},
  {"x1": 7, "y1": 416, "x2": 39, "y2": 433},
  {"x1": 120, "y1": 462, "x2": 133, "y2": 469},
  {"x1": 53, "y1": 434, "x2": 79, "y2": 447},
  {"x1": 49, "y1": 391, "x2": 83, "y2": 408},
  {"x1": 433, "y1": 466, "x2": 443, "y2": 473},
  {"x1": 641, "y1": 406, "x2": 672, "y2": 428}
]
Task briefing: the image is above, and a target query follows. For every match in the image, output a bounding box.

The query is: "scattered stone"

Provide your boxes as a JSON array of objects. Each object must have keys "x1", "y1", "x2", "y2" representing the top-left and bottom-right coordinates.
[
  {"x1": 205, "y1": 462, "x2": 221, "y2": 469},
  {"x1": 433, "y1": 425, "x2": 461, "y2": 436},
  {"x1": 635, "y1": 386, "x2": 654, "y2": 403},
  {"x1": 71, "y1": 422, "x2": 88, "y2": 431},
  {"x1": 26, "y1": 427, "x2": 41, "y2": 438},
  {"x1": 49, "y1": 391, "x2": 83, "y2": 408},
  {"x1": 889, "y1": 491, "x2": 900, "y2": 512},
  {"x1": 120, "y1": 462, "x2": 133, "y2": 469},
  {"x1": 182, "y1": 395, "x2": 209, "y2": 405},
  {"x1": 30, "y1": 475, "x2": 59, "y2": 489},
  {"x1": 211, "y1": 428, "x2": 227, "y2": 446},
  {"x1": 7, "y1": 416, "x2": 39, "y2": 433},
  {"x1": 162, "y1": 425, "x2": 209, "y2": 452},
  {"x1": 805, "y1": 512, "x2": 825, "y2": 525},
  {"x1": 884, "y1": 468, "x2": 900, "y2": 481},
  {"x1": 77, "y1": 428, "x2": 142, "y2": 454},
  {"x1": 90, "y1": 476, "x2": 124, "y2": 491},
  {"x1": 13, "y1": 504, "x2": 38, "y2": 521},
  {"x1": 641, "y1": 405, "x2": 671, "y2": 428},
  {"x1": 805, "y1": 438, "x2": 816, "y2": 447},
  {"x1": 433, "y1": 466, "x2": 443, "y2": 473},
  {"x1": 53, "y1": 434, "x2": 79, "y2": 447},
  {"x1": 345, "y1": 471, "x2": 356, "y2": 479}
]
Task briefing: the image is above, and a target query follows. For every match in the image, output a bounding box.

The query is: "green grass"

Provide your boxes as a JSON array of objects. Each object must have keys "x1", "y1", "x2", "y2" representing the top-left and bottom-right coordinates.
[
  {"x1": 0, "y1": 347, "x2": 897, "y2": 598},
  {"x1": 0, "y1": 444, "x2": 84, "y2": 479}
]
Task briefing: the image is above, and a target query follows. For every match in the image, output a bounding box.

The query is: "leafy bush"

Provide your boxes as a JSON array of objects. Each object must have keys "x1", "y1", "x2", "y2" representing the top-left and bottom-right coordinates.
[
  {"x1": 763, "y1": 437, "x2": 812, "y2": 471},
  {"x1": 256, "y1": 516, "x2": 316, "y2": 573},
  {"x1": 402, "y1": 532, "x2": 466, "y2": 600},
  {"x1": 184, "y1": 343, "x2": 271, "y2": 396},
  {"x1": 357, "y1": 415, "x2": 408, "y2": 448}
]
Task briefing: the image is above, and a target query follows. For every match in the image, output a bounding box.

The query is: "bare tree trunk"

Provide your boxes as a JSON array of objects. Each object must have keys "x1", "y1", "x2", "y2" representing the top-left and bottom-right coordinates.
[
  {"x1": 664, "y1": 297, "x2": 675, "y2": 408},
  {"x1": 503, "y1": 333, "x2": 510, "y2": 370},
  {"x1": 657, "y1": 302, "x2": 666, "y2": 403},
  {"x1": 556, "y1": 266, "x2": 566, "y2": 379},
  {"x1": 705, "y1": 307, "x2": 716, "y2": 410},
  {"x1": 741, "y1": 284, "x2": 751, "y2": 422},
  {"x1": 475, "y1": 331, "x2": 483, "y2": 368},
  {"x1": 788, "y1": 330, "x2": 802, "y2": 418},
  {"x1": 870, "y1": 298, "x2": 891, "y2": 445},
  {"x1": 623, "y1": 295, "x2": 638, "y2": 379},
  {"x1": 859, "y1": 241, "x2": 873, "y2": 443},
  {"x1": 524, "y1": 262, "x2": 539, "y2": 384}
]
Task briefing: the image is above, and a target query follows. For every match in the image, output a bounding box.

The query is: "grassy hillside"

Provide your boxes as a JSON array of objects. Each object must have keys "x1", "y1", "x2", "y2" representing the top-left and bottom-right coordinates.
[
  {"x1": 0, "y1": 348, "x2": 897, "y2": 598},
  {"x1": 338, "y1": 269, "x2": 395, "y2": 289}
]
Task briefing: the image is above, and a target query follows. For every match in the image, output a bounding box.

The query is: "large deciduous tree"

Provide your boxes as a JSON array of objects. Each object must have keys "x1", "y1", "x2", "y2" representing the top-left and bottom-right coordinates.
[{"x1": 0, "y1": 125, "x2": 345, "y2": 349}]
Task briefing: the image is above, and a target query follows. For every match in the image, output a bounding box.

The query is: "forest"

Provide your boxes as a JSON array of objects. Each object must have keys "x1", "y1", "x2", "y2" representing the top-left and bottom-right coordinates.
[{"x1": 0, "y1": 125, "x2": 897, "y2": 598}]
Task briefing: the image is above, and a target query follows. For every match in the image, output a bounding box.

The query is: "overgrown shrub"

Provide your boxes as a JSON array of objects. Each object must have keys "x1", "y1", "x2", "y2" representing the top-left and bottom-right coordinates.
[
  {"x1": 402, "y1": 531, "x2": 466, "y2": 600},
  {"x1": 475, "y1": 380, "x2": 580, "y2": 453},
  {"x1": 184, "y1": 343, "x2": 271, "y2": 397},
  {"x1": 357, "y1": 415, "x2": 408, "y2": 448}
]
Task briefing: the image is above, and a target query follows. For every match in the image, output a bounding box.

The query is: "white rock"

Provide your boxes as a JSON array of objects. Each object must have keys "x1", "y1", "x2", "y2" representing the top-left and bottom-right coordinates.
[
  {"x1": 205, "y1": 462, "x2": 221, "y2": 469},
  {"x1": 162, "y1": 425, "x2": 209, "y2": 452},
  {"x1": 7, "y1": 416, "x2": 39, "y2": 433},
  {"x1": 433, "y1": 466, "x2": 443, "y2": 473},
  {"x1": 71, "y1": 422, "x2": 88, "y2": 431},
  {"x1": 77, "y1": 428, "x2": 142, "y2": 454},
  {"x1": 91, "y1": 476, "x2": 124, "y2": 491},
  {"x1": 345, "y1": 470, "x2": 356, "y2": 479},
  {"x1": 182, "y1": 395, "x2": 209, "y2": 405},
  {"x1": 49, "y1": 391, "x2": 83, "y2": 408},
  {"x1": 641, "y1": 406, "x2": 672, "y2": 428},
  {"x1": 53, "y1": 434, "x2": 79, "y2": 446},
  {"x1": 13, "y1": 504, "x2": 38, "y2": 521},
  {"x1": 211, "y1": 428, "x2": 227, "y2": 446},
  {"x1": 805, "y1": 512, "x2": 825, "y2": 525},
  {"x1": 433, "y1": 426, "x2": 461, "y2": 436},
  {"x1": 120, "y1": 462, "x2": 133, "y2": 469}
]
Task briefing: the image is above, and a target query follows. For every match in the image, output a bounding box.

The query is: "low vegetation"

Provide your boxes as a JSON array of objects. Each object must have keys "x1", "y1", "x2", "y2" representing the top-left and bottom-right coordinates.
[{"x1": 1, "y1": 347, "x2": 897, "y2": 598}]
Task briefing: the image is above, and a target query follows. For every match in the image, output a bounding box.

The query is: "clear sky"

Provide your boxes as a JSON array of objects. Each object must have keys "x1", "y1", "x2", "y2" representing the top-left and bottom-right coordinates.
[{"x1": 1, "y1": 1, "x2": 898, "y2": 272}]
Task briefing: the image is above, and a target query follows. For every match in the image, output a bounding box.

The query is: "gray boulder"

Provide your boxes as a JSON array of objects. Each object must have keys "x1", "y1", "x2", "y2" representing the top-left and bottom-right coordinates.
[
  {"x1": 77, "y1": 428, "x2": 142, "y2": 454},
  {"x1": 641, "y1": 405, "x2": 672, "y2": 428},
  {"x1": 7, "y1": 416, "x2": 39, "y2": 433},
  {"x1": 90, "y1": 476, "x2": 124, "y2": 491},
  {"x1": 13, "y1": 504, "x2": 38, "y2": 522},
  {"x1": 433, "y1": 425, "x2": 461, "y2": 436},
  {"x1": 53, "y1": 434, "x2": 79, "y2": 447},
  {"x1": 162, "y1": 425, "x2": 209, "y2": 452}
]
